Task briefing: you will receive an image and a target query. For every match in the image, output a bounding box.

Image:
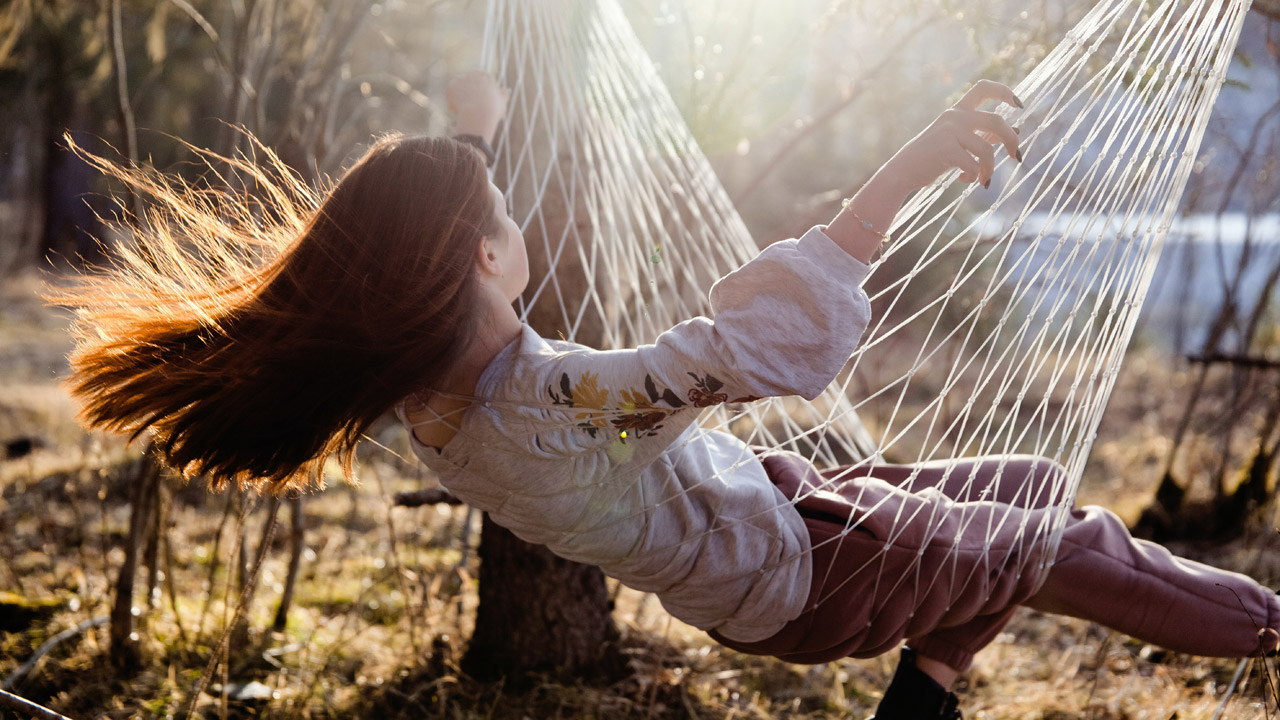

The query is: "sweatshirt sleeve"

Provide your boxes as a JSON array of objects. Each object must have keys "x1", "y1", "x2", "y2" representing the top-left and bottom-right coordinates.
[{"x1": 522, "y1": 225, "x2": 873, "y2": 455}]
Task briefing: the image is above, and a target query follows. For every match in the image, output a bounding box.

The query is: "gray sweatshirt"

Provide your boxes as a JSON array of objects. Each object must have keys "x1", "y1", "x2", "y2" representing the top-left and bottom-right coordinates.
[{"x1": 401, "y1": 226, "x2": 872, "y2": 642}]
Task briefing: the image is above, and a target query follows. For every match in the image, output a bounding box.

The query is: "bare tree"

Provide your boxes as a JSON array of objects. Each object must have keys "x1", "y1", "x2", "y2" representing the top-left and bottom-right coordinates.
[{"x1": 1134, "y1": 17, "x2": 1280, "y2": 540}]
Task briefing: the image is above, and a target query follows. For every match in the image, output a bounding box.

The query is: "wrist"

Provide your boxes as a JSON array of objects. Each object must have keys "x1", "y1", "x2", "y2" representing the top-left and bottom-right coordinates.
[
  {"x1": 454, "y1": 134, "x2": 495, "y2": 167},
  {"x1": 869, "y1": 154, "x2": 926, "y2": 197},
  {"x1": 453, "y1": 110, "x2": 502, "y2": 145}
]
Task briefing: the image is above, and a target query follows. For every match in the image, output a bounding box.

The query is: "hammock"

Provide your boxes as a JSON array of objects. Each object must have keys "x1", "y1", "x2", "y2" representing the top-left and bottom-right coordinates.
[{"x1": 478, "y1": 0, "x2": 1250, "y2": 593}]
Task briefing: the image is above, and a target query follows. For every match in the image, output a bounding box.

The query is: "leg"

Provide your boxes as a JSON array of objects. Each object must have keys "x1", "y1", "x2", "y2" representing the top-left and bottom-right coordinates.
[
  {"x1": 819, "y1": 455, "x2": 1068, "y2": 672},
  {"x1": 1026, "y1": 504, "x2": 1280, "y2": 657},
  {"x1": 731, "y1": 450, "x2": 1061, "y2": 670},
  {"x1": 821, "y1": 453, "x2": 1065, "y2": 509},
  {"x1": 745, "y1": 448, "x2": 1278, "y2": 719},
  {"x1": 883, "y1": 458, "x2": 1064, "y2": 711},
  {"x1": 752, "y1": 450, "x2": 1071, "y2": 719},
  {"x1": 914, "y1": 655, "x2": 959, "y2": 688}
]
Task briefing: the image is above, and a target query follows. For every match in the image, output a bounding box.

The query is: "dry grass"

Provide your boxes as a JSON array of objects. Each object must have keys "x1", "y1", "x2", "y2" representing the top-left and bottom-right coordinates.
[{"x1": 2, "y1": 269, "x2": 1278, "y2": 719}]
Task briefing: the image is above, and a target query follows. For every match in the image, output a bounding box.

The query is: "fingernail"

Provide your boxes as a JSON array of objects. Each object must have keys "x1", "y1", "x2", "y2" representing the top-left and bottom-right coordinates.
[
  {"x1": 1013, "y1": 125, "x2": 1022, "y2": 135},
  {"x1": 1016, "y1": 149, "x2": 1024, "y2": 163},
  {"x1": 983, "y1": 179, "x2": 991, "y2": 189},
  {"x1": 1014, "y1": 95, "x2": 1025, "y2": 109}
]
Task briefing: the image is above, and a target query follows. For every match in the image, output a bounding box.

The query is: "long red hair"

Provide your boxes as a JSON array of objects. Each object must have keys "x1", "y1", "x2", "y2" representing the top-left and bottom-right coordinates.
[{"x1": 52, "y1": 134, "x2": 495, "y2": 491}]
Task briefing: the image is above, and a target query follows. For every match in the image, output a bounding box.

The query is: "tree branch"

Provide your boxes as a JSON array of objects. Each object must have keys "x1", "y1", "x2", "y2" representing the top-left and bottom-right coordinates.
[
  {"x1": 394, "y1": 488, "x2": 462, "y2": 507},
  {"x1": 165, "y1": 0, "x2": 258, "y2": 102},
  {"x1": 109, "y1": 0, "x2": 143, "y2": 222},
  {"x1": 1185, "y1": 353, "x2": 1280, "y2": 371},
  {"x1": 730, "y1": 16, "x2": 939, "y2": 206}
]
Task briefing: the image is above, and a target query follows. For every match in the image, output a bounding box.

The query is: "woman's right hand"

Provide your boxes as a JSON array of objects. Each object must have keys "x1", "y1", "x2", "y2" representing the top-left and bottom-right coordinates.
[
  {"x1": 447, "y1": 71, "x2": 510, "y2": 144},
  {"x1": 880, "y1": 79, "x2": 1023, "y2": 192}
]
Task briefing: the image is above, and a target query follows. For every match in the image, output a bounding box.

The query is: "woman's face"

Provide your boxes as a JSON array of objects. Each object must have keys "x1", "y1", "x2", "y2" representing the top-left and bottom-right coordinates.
[{"x1": 486, "y1": 181, "x2": 529, "y2": 302}]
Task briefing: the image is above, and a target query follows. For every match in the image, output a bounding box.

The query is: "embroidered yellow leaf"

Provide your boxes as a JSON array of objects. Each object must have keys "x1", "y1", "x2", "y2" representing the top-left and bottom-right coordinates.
[
  {"x1": 572, "y1": 372, "x2": 609, "y2": 410},
  {"x1": 620, "y1": 387, "x2": 661, "y2": 413}
]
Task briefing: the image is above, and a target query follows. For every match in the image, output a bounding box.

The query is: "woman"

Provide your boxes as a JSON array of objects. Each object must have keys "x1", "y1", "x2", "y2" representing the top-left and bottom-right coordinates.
[{"x1": 59, "y1": 72, "x2": 1279, "y2": 719}]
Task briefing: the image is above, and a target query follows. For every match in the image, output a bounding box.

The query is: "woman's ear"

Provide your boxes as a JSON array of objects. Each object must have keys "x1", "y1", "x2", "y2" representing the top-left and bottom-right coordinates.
[{"x1": 475, "y1": 238, "x2": 501, "y2": 276}]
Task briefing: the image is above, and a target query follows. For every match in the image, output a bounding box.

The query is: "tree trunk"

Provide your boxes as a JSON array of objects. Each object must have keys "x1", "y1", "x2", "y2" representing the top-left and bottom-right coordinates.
[
  {"x1": 458, "y1": 2, "x2": 627, "y2": 683},
  {"x1": 461, "y1": 515, "x2": 623, "y2": 684}
]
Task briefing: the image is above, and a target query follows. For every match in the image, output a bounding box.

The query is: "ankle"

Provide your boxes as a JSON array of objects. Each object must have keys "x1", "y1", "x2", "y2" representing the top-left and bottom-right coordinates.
[
  {"x1": 914, "y1": 654, "x2": 959, "y2": 690},
  {"x1": 872, "y1": 647, "x2": 963, "y2": 720},
  {"x1": 1261, "y1": 627, "x2": 1279, "y2": 657}
]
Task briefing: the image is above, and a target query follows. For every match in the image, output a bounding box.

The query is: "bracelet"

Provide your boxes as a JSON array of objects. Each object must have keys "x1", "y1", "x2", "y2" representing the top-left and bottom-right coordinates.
[
  {"x1": 454, "y1": 133, "x2": 496, "y2": 167},
  {"x1": 841, "y1": 198, "x2": 891, "y2": 243}
]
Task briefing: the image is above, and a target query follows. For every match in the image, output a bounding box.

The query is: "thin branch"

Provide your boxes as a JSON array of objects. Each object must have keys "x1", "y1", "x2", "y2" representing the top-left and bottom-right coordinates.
[
  {"x1": 109, "y1": 0, "x2": 143, "y2": 222},
  {"x1": 1210, "y1": 657, "x2": 1251, "y2": 720},
  {"x1": 1215, "y1": 99, "x2": 1280, "y2": 217},
  {"x1": 0, "y1": 688, "x2": 77, "y2": 720},
  {"x1": 731, "y1": 16, "x2": 939, "y2": 205},
  {"x1": 271, "y1": 496, "x2": 304, "y2": 632},
  {"x1": 180, "y1": 500, "x2": 279, "y2": 720},
  {"x1": 195, "y1": 492, "x2": 236, "y2": 643},
  {"x1": 165, "y1": 0, "x2": 258, "y2": 102},
  {"x1": 371, "y1": 465, "x2": 419, "y2": 654},
  {"x1": 109, "y1": 446, "x2": 162, "y2": 667}
]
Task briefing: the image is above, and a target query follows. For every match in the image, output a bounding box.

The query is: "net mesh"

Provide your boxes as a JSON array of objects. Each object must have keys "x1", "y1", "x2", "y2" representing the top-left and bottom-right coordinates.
[{"x1": 473, "y1": 0, "x2": 1250, "y2": 607}]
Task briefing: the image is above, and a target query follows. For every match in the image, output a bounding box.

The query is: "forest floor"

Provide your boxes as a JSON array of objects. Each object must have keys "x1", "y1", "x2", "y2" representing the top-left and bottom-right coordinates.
[{"x1": 2, "y1": 269, "x2": 1278, "y2": 720}]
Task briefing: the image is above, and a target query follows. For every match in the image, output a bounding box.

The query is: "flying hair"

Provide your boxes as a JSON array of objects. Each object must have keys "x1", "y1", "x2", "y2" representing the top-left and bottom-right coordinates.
[{"x1": 49, "y1": 133, "x2": 497, "y2": 492}]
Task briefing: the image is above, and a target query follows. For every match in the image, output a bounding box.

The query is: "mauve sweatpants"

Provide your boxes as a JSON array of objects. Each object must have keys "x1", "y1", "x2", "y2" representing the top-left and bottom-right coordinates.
[{"x1": 710, "y1": 449, "x2": 1280, "y2": 671}]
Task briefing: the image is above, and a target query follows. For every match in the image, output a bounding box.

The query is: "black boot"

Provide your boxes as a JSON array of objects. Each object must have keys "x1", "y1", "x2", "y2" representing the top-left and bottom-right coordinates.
[{"x1": 870, "y1": 647, "x2": 962, "y2": 720}]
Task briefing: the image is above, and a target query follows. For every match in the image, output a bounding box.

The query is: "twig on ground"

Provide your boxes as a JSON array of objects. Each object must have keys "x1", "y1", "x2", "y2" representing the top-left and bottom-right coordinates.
[
  {"x1": 0, "y1": 688, "x2": 77, "y2": 720},
  {"x1": 1211, "y1": 657, "x2": 1250, "y2": 720},
  {"x1": 2, "y1": 616, "x2": 110, "y2": 691}
]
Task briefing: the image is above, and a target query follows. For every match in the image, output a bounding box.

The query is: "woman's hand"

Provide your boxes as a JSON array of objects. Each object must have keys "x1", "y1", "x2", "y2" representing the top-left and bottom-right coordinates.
[
  {"x1": 447, "y1": 71, "x2": 509, "y2": 144},
  {"x1": 825, "y1": 80, "x2": 1023, "y2": 264},
  {"x1": 880, "y1": 79, "x2": 1023, "y2": 193}
]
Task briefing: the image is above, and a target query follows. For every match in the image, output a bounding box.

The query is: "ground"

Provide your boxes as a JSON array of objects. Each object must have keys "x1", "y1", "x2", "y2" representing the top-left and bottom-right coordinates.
[{"x1": 1, "y1": 270, "x2": 1276, "y2": 719}]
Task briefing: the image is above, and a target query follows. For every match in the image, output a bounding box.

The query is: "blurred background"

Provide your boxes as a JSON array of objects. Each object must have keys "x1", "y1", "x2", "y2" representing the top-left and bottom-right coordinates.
[
  {"x1": 2, "y1": 1, "x2": 1280, "y2": 717},
  {"x1": 4, "y1": 1, "x2": 1279, "y2": 350}
]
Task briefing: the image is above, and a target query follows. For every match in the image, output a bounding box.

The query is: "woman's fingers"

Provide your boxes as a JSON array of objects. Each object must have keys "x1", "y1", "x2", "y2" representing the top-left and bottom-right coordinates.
[
  {"x1": 957, "y1": 133, "x2": 996, "y2": 187},
  {"x1": 953, "y1": 82, "x2": 1023, "y2": 162},
  {"x1": 969, "y1": 111, "x2": 1020, "y2": 161},
  {"x1": 879, "y1": 79, "x2": 1026, "y2": 193},
  {"x1": 941, "y1": 108, "x2": 1017, "y2": 187},
  {"x1": 955, "y1": 79, "x2": 1023, "y2": 112},
  {"x1": 948, "y1": 144, "x2": 982, "y2": 184},
  {"x1": 939, "y1": 108, "x2": 1020, "y2": 165}
]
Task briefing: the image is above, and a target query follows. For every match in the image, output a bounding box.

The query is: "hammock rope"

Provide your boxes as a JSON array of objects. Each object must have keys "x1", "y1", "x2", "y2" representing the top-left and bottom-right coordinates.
[{"x1": 477, "y1": 0, "x2": 1251, "y2": 591}]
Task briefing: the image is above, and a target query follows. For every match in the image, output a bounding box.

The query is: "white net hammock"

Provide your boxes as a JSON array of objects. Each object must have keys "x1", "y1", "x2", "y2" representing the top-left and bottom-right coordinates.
[{"x1": 476, "y1": 0, "x2": 1250, "y2": 599}]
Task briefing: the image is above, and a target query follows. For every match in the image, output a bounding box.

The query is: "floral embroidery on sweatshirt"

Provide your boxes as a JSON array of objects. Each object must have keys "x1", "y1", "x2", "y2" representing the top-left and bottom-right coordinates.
[{"x1": 548, "y1": 370, "x2": 763, "y2": 440}]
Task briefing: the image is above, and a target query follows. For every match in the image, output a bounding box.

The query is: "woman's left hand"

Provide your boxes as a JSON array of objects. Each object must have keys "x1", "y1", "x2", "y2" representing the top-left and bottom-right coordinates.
[
  {"x1": 827, "y1": 80, "x2": 1024, "y2": 264},
  {"x1": 878, "y1": 79, "x2": 1023, "y2": 193}
]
